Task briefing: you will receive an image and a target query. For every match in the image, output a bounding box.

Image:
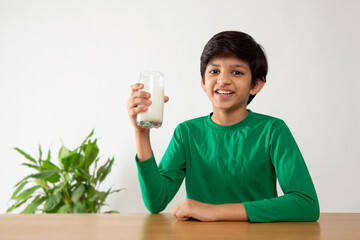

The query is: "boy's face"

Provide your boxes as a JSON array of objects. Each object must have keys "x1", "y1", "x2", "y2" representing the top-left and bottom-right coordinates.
[{"x1": 201, "y1": 54, "x2": 263, "y2": 114}]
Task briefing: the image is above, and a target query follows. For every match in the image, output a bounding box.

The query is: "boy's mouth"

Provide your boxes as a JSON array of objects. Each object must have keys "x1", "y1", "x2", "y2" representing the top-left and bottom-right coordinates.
[{"x1": 215, "y1": 90, "x2": 234, "y2": 95}]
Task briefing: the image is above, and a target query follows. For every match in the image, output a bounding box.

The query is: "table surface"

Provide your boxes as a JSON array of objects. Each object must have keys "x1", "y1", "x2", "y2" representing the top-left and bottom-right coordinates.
[{"x1": 0, "y1": 213, "x2": 359, "y2": 240}]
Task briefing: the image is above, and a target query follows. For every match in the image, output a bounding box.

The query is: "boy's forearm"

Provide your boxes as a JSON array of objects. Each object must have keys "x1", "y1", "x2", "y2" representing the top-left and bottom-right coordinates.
[
  {"x1": 135, "y1": 129, "x2": 152, "y2": 162},
  {"x1": 172, "y1": 199, "x2": 249, "y2": 222},
  {"x1": 215, "y1": 203, "x2": 249, "y2": 221}
]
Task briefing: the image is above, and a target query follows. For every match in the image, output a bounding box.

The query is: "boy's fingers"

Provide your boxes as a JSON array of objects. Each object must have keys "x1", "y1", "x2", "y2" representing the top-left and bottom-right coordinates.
[
  {"x1": 129, "y1": 106, "x2": 148, "y2": 116},
  {"x1": 164, "y1": 96, "x2": 169, "y2": 103},
  {"x1": 128, "y1": 98, "x2": 152, "y2": 109},
  {"x1": 131, "y1": 90, "x2": 151, "y2": 99},
  {"x1": 130, "y1": 83, "x2": 143, "y2": 92},
  {"x1": 173, "y1": 209, "x2": 191, "y2": 221},
  {"x1": 171, "y1": 204, "x2": 180, "y2": 217}
]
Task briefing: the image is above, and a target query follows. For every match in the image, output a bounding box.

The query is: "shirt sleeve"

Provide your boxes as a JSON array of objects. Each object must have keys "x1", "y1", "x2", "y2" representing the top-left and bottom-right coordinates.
[
  {"x1": 243, "y1": 120, "x2": 320, "y2": 222},
  {"x1": 136, "y1": 125, "x2": 186, "y2": 213}
]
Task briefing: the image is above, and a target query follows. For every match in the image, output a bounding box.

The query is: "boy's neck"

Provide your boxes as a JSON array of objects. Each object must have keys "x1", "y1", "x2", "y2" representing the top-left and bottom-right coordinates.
[{"x1": 211, "y1": 108, "x2": 249, "y2": 126}]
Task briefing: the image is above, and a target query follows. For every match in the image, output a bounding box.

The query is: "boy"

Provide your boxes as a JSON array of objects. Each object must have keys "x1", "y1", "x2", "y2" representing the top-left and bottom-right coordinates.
[{"x1": 127, "y1": 31, "x2": 319, "y2": 222}]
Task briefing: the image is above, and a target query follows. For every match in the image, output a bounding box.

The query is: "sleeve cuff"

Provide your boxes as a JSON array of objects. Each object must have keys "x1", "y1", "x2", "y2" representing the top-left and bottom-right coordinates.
[
  {"x1": 135, "y1": 154, "x2": 156, "y2": 168},
  {"x1": 242, "y1": 201, "x2": 256, "y2": 223}
]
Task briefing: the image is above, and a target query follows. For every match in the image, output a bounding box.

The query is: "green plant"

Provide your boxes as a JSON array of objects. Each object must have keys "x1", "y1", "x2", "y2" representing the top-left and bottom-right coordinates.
[{"x1": 7, "y1": 130, "x2": 122, "y2": 213}]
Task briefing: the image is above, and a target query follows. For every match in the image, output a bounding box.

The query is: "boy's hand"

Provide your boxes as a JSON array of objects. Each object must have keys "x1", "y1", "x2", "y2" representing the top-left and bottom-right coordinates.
[
  {"x1": 127, "y1": 83, "x2": 169, "y2": 131},
  {"x1": 127, "y1": 83, "x2": 169, "y2": 161},
  {"x1": 171, "y1": 199, "x2": 249, "y2": 222},
  {"x1": 171, "y1": 199, "x2": 218, "y2": 222}
]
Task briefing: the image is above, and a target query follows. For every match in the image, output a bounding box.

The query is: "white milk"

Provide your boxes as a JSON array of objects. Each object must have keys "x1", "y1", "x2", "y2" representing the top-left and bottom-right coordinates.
[{"x1": 137, "y1": 86, "x2": 164, "y2": 128}]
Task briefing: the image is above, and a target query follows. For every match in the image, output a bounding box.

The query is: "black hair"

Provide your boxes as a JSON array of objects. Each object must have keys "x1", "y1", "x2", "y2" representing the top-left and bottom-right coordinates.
[{"x1": 200, "y1": 31, "x2": 268, "y2": 104}]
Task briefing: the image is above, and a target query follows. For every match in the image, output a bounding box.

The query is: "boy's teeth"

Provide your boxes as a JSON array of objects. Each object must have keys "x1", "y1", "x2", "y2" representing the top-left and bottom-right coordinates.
[{"x1": 217, "y1": 90, "x2": 233, "y2": 95}]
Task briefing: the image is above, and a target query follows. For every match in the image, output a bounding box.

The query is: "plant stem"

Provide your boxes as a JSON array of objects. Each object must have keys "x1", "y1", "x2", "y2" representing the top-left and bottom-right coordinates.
[{"x1": 63, "y1": 182, "x2": 72, "y2": 213}]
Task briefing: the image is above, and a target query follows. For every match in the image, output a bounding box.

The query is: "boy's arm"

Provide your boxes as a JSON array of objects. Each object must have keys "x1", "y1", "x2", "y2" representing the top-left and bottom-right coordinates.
[
  {"x1": 172, "y1": 199, "x2": 249, "y2": 221},
  {"x1": 135, "y1": 129, "x2": 152, "y2": 162},
  {"x1": 129, "y1": 83, "x2": 182, "y2": 214},
  {"x1": 136, "y1": 125, "x2": 186, "y2": 213},
  {"x1": 127, "y1": 83, "x2": 169, "y2": 162},
  {"x1": 242, "y1": 120, "x2": 320, "y2": 222}
]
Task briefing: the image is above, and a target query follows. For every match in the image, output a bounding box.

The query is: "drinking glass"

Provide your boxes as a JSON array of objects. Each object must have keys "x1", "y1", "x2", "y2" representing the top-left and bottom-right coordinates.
[{"x1": 136, "y1": 71, "x2": 164, "y2": 128}]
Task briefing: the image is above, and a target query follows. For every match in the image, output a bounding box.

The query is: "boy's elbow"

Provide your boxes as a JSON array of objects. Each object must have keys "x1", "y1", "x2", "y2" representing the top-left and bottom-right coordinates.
[
  {"x1": 308, "y1": 201, "x2": 320, "y2": 222},
  {"x1": 291, "y1": 192, "x2": 320, "y2": 222},
  {"x1": 147, "y1": 207, "x2": 162, "y2": 214},
  {"x1": 145, "y1": 202, "x2": 166, "y2": 214},
  {"x1": 141, "y1": 192, "x2": 168, "y2": 214},
  {"x1": 303, "y1": 196, "x2": 320, "y2": 222}
]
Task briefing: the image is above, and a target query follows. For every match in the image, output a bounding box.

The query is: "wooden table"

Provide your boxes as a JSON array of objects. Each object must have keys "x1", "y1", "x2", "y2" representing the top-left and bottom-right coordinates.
[{"x1": 0, "y1": 213, "x2": 359, "y2": 240}]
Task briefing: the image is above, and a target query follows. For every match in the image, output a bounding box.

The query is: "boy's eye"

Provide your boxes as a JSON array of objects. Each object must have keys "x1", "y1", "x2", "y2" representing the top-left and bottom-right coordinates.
[
  {"x1": 209, "y1": 70, "x2": 220, "y2": 74},
  {"x1": 233, "y1": 71, "x2": 243, "y2": 75}
]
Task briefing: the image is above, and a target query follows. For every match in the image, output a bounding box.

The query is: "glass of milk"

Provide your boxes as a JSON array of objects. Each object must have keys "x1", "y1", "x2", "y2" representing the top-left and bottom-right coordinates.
[{"x1": 136, "y1": 70, "x2": 164, "y2": 128}]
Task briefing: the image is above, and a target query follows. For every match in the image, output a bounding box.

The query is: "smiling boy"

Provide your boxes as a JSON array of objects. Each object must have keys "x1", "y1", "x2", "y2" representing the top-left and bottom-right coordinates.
[
  {"x1": 201, "y1": 53, "x2": 264, "y2": 126},
  {"x1": 127, "y1": 31, "x2": 319, "y2": 222}
]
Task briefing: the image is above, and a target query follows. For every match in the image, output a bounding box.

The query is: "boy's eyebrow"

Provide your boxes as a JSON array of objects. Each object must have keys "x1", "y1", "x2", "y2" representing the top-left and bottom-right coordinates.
[
  {"x1": 209, "y1": 63, "x2": 248, "y2": 69},
  {"x1": 232, "y1": 64, "x2": 248, "y2": 69}
]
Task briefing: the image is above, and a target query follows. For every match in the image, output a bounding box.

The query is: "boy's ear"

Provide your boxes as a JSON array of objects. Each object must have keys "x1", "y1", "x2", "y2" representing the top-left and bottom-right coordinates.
[
  {"x1": 201, "y1": 78, "x2": 206, "y2": 92},
  {"x1": 250, "y1": 78, "x2": 265, "y2": 95}
]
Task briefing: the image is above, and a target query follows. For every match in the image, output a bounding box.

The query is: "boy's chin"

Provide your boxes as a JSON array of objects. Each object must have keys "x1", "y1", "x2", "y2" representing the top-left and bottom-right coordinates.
[{"x1": 213, "y1": 103, "x2": 248, "y2": 113}]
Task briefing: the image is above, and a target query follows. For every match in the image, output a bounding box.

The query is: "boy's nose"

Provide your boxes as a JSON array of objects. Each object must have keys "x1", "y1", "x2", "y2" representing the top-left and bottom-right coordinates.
[{"x1": 217, "y1": 74, "x2": 231, "y2": 85}]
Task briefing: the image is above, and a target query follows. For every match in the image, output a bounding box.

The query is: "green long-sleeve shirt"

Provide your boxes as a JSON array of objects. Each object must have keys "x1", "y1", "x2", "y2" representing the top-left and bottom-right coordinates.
[{"x1": 136, "y1": 110, "x2": 320, "y2": 222}]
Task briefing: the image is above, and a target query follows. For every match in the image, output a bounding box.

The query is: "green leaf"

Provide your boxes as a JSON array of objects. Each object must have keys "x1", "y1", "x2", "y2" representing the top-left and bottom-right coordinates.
[
  {"x1": 73, "y1": 201, "x2": 85, "y2": 213},
  {"x1": 43, "y1": 193, "x2": 61, "y2": 212},
  {"x1": 104, "y1": 210, "x2": 119, "y2": 213},
  {"x1": 92, "y1": 155, "x2": 100, "y2": 176},
  {"x1": 94, "y1": 165, "x2": 106, "y2": 184},
  {"x1": 87, "y1": 186, "x2": 96, "y2": 201},
  {"x1": 12, "y1": 185, "x2": 41, "y2": 201},
  {"x1": 23, "y1": 170, "x2": 60, "y2": 184},
  {"x1": 38, "y1": 144, "x2": 43, "y2": 162},
  {"x1": 75, "y1": 168, "x2": 91, "y2": 182},
  {"x1": 78, "y1": 139, "x2": 99, "y2": 171},
  {"x1": 85, "y1": 140, "x2": 99, "y2": 169},
  {"x1": 53, "y1": 182, "x2": 66, "y2": 195},
  {"x1": 21, "y1": 163, "x2": 40, "y2": 171},
  {"x1": 58, "y1": 145, "x2": 71, "y2": 169},
  {"x1": 63, "y1": 172, "x2": 70, "y2": 182},
  {"x1": 13, "y1": 147, "x2": 36, "y2": 164},
  {"x1": 58, "y1": 144, "x2": 71, "y2": 159},
  {"x1": 71, "y1": 152, "x2": 81, "y2": 168},
  {"x1": 11, "y1": 181, "x2": 28, "y2": 199},
  {"x1": 97, "y1": 157, "x2": 115, "y2": 183},
  {"x1": 88, "y1": 190, "x2": 99, "y2": 202},
  {"x1": 42, "y1": 160, "x2": 61, "y2": 172},
  {"x1": 14, "y1": 177, "x2": 28, "y2": 187},
  {"x1": 46, "y1": 149, "x2": 51, "y2": 161},
  {"x1": 60, "y1": 151, "x2": 79, "y2": 172},
  {"x1": 44, "y1": 194, "x2": 58, "y2": 212},
  {"x1": 80, "y1": 129, "x2": 95, "y2": 148},
  {"x1": 71, "y1": 184, "x2": 85, "y2": 203},
  {"x1": 35, "y1": 179, "x2": 49, "y2": 190},
  {"x1": 57, "y1": 204, "x2": 70, "y2": 213},
  {"x1": 6, "y1": 199, "x2": 27, "y2": 213},
  {"x1": 110, "y1": 188, "x2": 124, "y2": 194},
  {"x1": 45, "y1": 175, "x2": 60, "y2": 183},
  {"x1": 21, "y1": 196, "x2": 45, "y2": 214},
  {"x1": 28, "y1": 170, "x2": 59, "y2": 180},
  {"x1": 55, "y1": 192, "x2": 62, "y2": 204},
  {"x1": 89, "y1": 190, "x2": 108, "y2": 203}
]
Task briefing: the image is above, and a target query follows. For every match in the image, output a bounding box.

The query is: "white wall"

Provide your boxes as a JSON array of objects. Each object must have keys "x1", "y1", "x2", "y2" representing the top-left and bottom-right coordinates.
[{"x1": 0, "y1": 0, "x2": 359, "y2": 213}]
